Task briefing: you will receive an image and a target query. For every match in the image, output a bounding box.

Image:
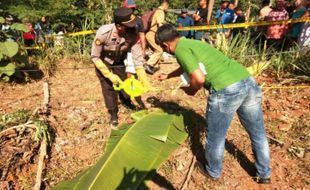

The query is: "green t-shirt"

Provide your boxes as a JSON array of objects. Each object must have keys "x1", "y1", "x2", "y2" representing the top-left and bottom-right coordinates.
[{"x1": 175, "y1": 37, "x2": 250, "y2": 91}]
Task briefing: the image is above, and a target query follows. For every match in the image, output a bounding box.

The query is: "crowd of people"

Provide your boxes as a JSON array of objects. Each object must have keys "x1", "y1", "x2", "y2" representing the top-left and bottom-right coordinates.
[
  {"x1": 23, "y1": 16, "x2": 66, "y2": 50},
  {"x1": 176, "y1": 0, "x2": 310, "y2": 49},
  {"x1": 1, "y1": 15, "x2": 65, "y2": 52}
]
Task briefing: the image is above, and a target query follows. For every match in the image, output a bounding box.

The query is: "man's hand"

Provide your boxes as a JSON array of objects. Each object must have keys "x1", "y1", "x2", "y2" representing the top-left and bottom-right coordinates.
[
  {"x1": 155, "y1": 72, "x2": 168, "y2": 81},
  {"x1": 181, "y1": 86, "x2": 197, "y2": 96},
  {"x1": 109, "y1": 74, "x2": 123, "y2": 85}
]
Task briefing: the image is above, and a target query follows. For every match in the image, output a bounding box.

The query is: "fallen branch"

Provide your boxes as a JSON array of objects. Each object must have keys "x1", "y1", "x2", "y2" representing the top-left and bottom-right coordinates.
[
  {"x1": 33, "y1": 139, "x2": 47, "y2": 190},
  {"x1": 267, "y1": 135, "x2": 284, "y2": 146},
  {"x1": 180, "y1": 155, "x2": 195, "y2": 190},
  {"x1": 0, "y1": 121, "x2": 36, "y2": 137},
  {"x1": 33, "y1": 81, "x2": 50, "y2": 190}
]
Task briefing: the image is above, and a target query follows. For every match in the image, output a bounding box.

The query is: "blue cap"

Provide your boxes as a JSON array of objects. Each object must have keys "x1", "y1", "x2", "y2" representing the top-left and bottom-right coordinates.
[{"x1": 123, "y1": 0, "x2": 136, "y2": 8}]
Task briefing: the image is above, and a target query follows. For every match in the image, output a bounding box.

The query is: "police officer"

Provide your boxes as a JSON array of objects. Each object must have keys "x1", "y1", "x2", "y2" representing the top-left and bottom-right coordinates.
[{"x1": 91, "y1": 7, "x2": 150, "y2": 127}]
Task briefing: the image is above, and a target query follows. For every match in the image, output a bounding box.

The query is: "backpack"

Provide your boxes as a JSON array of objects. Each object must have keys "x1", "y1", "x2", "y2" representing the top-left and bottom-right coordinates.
[{"x1": 141, "y1": 9, "x2": 157, "y2": 32}]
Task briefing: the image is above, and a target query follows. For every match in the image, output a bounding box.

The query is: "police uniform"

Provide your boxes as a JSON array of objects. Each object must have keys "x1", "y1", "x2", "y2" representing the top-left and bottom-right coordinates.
[{"x1": 91, "y1": 7, "x2": 145, "y2": 126}]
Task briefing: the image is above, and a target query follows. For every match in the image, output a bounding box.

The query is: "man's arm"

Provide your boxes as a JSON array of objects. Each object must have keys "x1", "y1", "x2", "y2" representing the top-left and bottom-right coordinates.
[
  {"x1": 214, "y1": 9, "x2": 221, "y2": 19},
  {"x1": 156, "y1": 67, "x2": 184, "y2": 80},
  {"x1": 167, "y1": 67, "x2": 184, "y2": 78},
  {"x1": 139, "y1": 32, "x2": 146, "y2": 55},
  {"x1": 91, "y1": 27, "x2": 122, "y2": 85},
  {"x1": 91, "y1": 30, "x2": 105, "y2": 64},
  {"x1": 181, "y1": 68, "x2": 205, "y2": 95},
  {"x1": 193, "y1": 14, "x2": 201, "y2": 21}
]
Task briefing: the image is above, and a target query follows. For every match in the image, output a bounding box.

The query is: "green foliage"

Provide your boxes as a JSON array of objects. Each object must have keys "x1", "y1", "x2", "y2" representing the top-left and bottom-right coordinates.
[
  {"x1": 0, "y1": 63, "x2": 16, "y2": 81},
  {"x1": 0, "y1": 41, "x2": 19, "y2": 58},
  {"x1": 52, "y1": 109, "x2": 188, "y2": 190},
  {"x1": 0, "y1": 17, "x2": 5, "y2": 23},
  {"x1": 214, "y1": 32, "x2": 268, "y2": 67},
  {"x1": 10, "y1": 23, "x2": 28, "y2": 32},
  {"x1": 0, "y1": 109, "x2": 30, "y2": 130},
  {"x1": 2, "y1": 0, "x2": 113, "y2": 31},
  {"x1": 64, "y1": 16, "x2": 95, "y2": 61},
  {"x1": 291, "y1": 49, "x2": 310, "y2": 77},
  {"x1": 0, "y1": 16, "x2": 29, "y2": 81},
  {"x1": 33, "y1": 120, "x2": 50, "y2": 143}
]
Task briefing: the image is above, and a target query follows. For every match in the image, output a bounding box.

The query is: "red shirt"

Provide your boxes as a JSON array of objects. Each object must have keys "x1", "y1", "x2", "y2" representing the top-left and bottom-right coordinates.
[
  {"x1": 23, "y1": 31, "x2": 36, "y2": 40},
  {"x1": 266, "y1": 8, "x2": 289, "y2": 39}
]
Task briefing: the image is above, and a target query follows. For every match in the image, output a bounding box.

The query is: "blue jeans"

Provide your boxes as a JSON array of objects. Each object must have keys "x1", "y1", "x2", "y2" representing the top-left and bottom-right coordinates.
[{"x1": 205, "y1": 77, "x2": 271, "y2": 179}]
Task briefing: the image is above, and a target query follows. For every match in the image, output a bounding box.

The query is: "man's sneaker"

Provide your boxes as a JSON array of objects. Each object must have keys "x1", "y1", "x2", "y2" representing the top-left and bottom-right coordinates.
[
  {"x1": 143, "y1": 64, "x2": 159, "y2": 75},
  {"x1": 196, "y1": 162, "x2": 219, "y2": 181},
  {"x1": 257, "y1": 177, "x2": 271, "y2": 184}
]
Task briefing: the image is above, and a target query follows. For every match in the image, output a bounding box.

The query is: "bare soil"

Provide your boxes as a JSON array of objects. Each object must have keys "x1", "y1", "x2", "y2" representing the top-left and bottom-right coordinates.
[{"x1": 0, "y1": 59, "x2": 309, "y2": 190}]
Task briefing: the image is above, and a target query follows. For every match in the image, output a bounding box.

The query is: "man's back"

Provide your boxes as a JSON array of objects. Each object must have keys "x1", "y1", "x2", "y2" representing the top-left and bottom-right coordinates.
[
  {"x1": 175, "y1": 38, "x2": 250, "y2": 90},
  {"x1": 149, "y1": 8, "x2": 165, "y2": 32}
]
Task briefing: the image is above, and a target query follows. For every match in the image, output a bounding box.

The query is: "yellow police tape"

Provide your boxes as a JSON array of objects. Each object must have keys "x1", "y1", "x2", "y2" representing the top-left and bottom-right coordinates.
[
  {"x1": 177, "y1": 17, "x2": 310, "y2": 31},
  {"x1": 65, "y1": 17, "x2": 310, "y2": 36},
  {"x1": 179, "y1": 17, "x2": 310, "y2": 31},
  {"x1": 67, "y1": 30, "x2": 96, "y2": 37},
  {"x1": 262, "y1": 85, "x2": 310, "y2": 89},
  {"x1": 24, "y1": 17, "x2": 309, "y2": 49}
]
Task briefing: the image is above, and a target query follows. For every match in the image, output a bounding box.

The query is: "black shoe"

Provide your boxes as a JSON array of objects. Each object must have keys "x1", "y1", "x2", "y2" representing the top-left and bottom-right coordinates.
[
  {"x1": 257, "y1": 177, "x2": 271, "y2": 184},
  {"x1": 143, "y1": 64, "x2": 158, "y2": 75},
  {"x1": 108, "y1": 110, "x2": 118, "y2": 128},
  {"x1": 122, "y1": 100, "x2": 137, "y2": 110},
  {"x1": 196, "y1": 162, "x2": 219, "y2": 181},
  {"x1": 135, "y1": 97, "x2": 146, "y2": 110}
]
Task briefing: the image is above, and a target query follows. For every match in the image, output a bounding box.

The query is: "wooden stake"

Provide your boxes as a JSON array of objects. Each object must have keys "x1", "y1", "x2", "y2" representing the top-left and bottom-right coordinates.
[{"x1": 207, "y1": 0, "x2": 215, "y2": 25}]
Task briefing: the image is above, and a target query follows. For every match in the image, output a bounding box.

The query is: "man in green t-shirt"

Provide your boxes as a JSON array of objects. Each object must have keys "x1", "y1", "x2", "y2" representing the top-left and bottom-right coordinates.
[{"x1": 155, "y1": 24, "x2": 271, "y2": 184}]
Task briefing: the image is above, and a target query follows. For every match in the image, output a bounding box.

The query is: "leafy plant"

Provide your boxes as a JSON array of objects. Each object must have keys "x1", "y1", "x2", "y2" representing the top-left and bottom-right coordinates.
[
  {"x1": 0, "y1": 17, "x2": 29, "y2": 81},
  {"x1": 291, "y1": 49, "x2": 310, "y2": 77},
  {"x1": 33, "y1": 120, "x2": 51, "y2": 143},
  {"x1": 64, "y1": 16, "x2": 95, "y2": 62},
  {"x1": 52, "y1": 109, "x2": 188, "y2": 190},
  {"x1": 0, "y1": 109, "x2": 30, "y2": 130}
]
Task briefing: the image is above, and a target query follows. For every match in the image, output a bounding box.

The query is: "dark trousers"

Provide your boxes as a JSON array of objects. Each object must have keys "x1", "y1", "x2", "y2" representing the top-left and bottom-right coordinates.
[{"x1": 95, "y1": 64, "x2": 130, "y2": 115}]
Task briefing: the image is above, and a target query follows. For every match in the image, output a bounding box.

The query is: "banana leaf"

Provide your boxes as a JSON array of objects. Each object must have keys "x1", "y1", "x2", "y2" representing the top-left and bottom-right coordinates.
[{"x1": 53, "y1": 110, "x2": 188, "y2": 190}]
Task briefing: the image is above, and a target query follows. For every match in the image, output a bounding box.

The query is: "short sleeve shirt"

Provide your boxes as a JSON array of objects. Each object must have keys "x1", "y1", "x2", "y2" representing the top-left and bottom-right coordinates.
[
  {"x1": 288, "y1": 7, "x2": 307, "y2": 38},
  {"x1": 91, "y1": 24, "x2": 144, "y2": 67},
  {"x1": 177, "y1": 16, "x2": 194, "y2": 37},
  {"x1": 194, "y1": 7, "x2": 208, "y2": 26},
  {"x1": 266, "y1": 8, "x2": 289, "y2": 39},
  {"x1": 175, "y1": 38, "x2": 250, "y2": 91},
  {"x1": 150, "y1": 8, "x2": 165, "y2": 32},
  {"x1": 136, "y1": 17, "x2": 144, "y2": 33}
]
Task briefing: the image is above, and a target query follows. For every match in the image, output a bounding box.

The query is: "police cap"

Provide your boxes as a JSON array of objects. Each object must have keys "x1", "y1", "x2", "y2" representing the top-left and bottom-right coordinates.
[{"x1": 114, "y1": 7, "x2": 137, "y2": 28}]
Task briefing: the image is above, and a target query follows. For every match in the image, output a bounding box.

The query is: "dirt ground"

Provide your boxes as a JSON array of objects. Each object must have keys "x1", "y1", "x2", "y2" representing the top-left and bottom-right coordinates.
[{"x1": 0, "y1": 59, "x2": 309, "y2": 190}]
